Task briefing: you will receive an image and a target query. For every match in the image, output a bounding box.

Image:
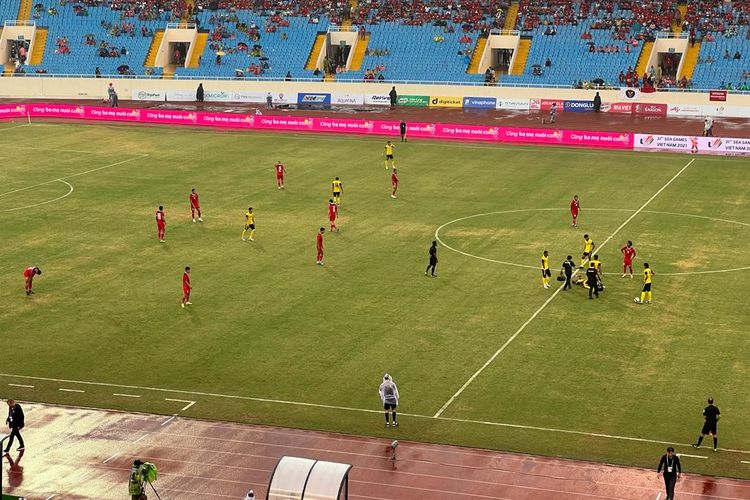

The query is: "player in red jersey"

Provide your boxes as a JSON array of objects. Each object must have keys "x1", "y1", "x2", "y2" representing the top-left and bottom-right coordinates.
[
  {"x1": 570, "y1": 195, "x2": 580, "y2": 227},
  {"x1": 275, "y1": 161, "x2": 286, "y2": 189},
  {"x1": 328, "y1": 199, "x2": 339, "y2": 232},
  {"x1": 316, "y1": 227, "x2": 325, "y2": 265},
  {"x1": 155, "y1": 205, "x2": 166, "y2": 242},
  {"x1": 181, "y1": 266, "x2": 192, "y2": 307},
  {"x1": 621, "y1": 240, "x2": 637, "y2": 278},
  {"x1": 391, "y1": 168, "x2": 398, "y2": 198},
  {"x1": 23, "y1": 266, "x2": 42, "y2": 295},
  {"x1": 189, "y1": 189, "x2": 203, "y2": 223}
]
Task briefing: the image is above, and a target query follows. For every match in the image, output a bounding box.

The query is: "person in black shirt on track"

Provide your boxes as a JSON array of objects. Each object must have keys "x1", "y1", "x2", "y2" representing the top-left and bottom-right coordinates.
[
  {"x1": 657, "y1": 447, "x2": 681, "y2": 500},
  {"x1": 693, "y1": 397, "x2": 720, "y2": 452},
  {"x1": 399, "y1": 120, "x2": 407, "y2": 142},
  {"x1": 586, "y1": 262, "x2": 599, "y2": 299},
  {"x1": 425, "y1": 241, "x2": 438, "y2": 277},
  {"x1": 561, "y1": 255, "x2": 574, "y2": 290}
]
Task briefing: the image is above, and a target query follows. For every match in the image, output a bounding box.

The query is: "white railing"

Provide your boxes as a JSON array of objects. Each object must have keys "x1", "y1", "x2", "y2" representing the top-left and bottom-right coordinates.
[
  {"x1": 166, "y1": 22, "x2": 197, "y2": 30},
  {"x1": 3, "y1": 20, "x2": 36, "y2": 28},
  {"x1": 489, "y1": 29, "x2": 520, "y2": 36},
  {"x1": 327, "y1": 25, "x2": 358, "y2": 33},
  {"x1": 656, "y1": 31, "x2": 688, "y2": 39}
]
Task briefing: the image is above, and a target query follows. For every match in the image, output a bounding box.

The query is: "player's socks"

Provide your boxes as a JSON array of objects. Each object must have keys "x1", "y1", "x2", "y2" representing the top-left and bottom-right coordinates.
[
  {"x1": 696, "y1": 435, "x2": 704, "y2": 446},
  {"x1": 640, "y1": 292, "x2": 646, "y2": 302},
  {"x1": 647, "y1": 292, "x2": 652, "y2": 302},
  {"x1": 713, "y1": 437, "x2": 718, "y2": 449}
]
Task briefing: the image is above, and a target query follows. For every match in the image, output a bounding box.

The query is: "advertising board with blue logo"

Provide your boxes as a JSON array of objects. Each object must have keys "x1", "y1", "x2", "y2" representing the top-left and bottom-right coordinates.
[
  {"x1": 297, "y1": 93, "x2": 332, "y2": 108},
  {"x1": 563, "y1": 100, "x2": 595, "y2": 112},
  {"x1": 462, "y1": 97, "x2": 497, "y2": 109}
]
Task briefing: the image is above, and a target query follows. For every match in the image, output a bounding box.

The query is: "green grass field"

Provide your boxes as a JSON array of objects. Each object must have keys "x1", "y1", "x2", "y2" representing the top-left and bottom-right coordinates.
[{"x1": 1, "y1": 120, "x2": 750, "y2": 479}]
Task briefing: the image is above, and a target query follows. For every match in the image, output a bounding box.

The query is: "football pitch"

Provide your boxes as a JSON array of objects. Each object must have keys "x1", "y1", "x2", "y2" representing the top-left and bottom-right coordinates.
[{"x1": 1, "y1": 120, "x2": 749, "y2": 480}]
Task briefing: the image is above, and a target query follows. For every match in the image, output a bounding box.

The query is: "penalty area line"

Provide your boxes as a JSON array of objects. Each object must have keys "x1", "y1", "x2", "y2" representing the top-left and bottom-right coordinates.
[{"x1": 433, "y1": 158, "x2": 696, "y2": 418}]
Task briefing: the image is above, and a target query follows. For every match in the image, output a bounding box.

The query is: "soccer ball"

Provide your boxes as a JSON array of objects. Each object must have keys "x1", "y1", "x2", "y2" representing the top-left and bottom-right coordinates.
[{"x1": 634, "y1": 297, "x2": 641, "y2": 303}]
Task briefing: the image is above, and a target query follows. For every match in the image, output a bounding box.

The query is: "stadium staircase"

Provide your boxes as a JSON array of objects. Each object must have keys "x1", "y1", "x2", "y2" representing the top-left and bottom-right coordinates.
[
  {"x1": 509, "y1": 37, "x2": 531, "y2": 75},
  {"x1": 466, "y1": 35, "x2": 487, "y2": 73},
  {"x1": 182, "y1": 0, "x2": 195, "y2": 22},
  {"x1": 305, "y1": 33, "x2": 326, "y2": 71},
  {"x1": 3, "y1": 62, "x2": 14, "y2": 77},
  {"x1": 17, "y1": 0, "x2": 33, "y2": 20},
  {"x1": 187, "y1": 31, "x2": 208, "y2": 68},
  {"x1": 673, "y1": 4, "x2": 688, "y2": 34},
  {"x1": 504, "y1": 1, "x2": 519, "y2": 30},
  {"x1": 144, "y1": 30, "x2": 165, "y2": 67},
  {"x1": 635, "y1": 40, "x2": 654, "y2": 76},
  {"x1": 679, "y1": 41, "x2": 700, "y2": 80},
  {"x1": 29, "y1": 27, "x2": 48, "y2": 65},
  {"x1": 163, "y1": 63, "x2": 176, "y2": 79},
  {"x1": 349, "y1": 32, "x2": 369, "y2": 71}
]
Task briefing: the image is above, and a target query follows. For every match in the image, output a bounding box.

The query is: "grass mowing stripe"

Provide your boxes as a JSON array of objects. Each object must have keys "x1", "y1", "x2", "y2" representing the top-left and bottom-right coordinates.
[{"x1": 432, "y1": 158, "x2": 696, "y2": 418}]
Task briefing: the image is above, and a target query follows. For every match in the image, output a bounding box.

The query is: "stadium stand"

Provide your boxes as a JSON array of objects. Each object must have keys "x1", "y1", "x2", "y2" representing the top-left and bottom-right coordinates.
[{"x1": 3, "y1": 0, "x2": 749, "y2": 91}]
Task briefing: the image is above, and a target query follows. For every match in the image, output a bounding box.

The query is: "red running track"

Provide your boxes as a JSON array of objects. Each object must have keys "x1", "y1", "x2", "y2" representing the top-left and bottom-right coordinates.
[{"x1": 2, "y1": 404, "x2": 749, "y2": 499}]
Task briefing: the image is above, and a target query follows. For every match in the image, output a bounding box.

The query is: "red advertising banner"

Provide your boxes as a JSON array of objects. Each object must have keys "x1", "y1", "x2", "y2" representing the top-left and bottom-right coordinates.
[
  {"x1": 608, "y1": 102, "x2": 634, "y2": 114},
  {"x1": 529, "y1": 98, "x2": 564, "y2": 111},
  {"x1": 709, "y1": 90, "x2": 727, "y2": 102},
  {"x1": 633, "y1": 103, "x2": 667, "y2": 116}
]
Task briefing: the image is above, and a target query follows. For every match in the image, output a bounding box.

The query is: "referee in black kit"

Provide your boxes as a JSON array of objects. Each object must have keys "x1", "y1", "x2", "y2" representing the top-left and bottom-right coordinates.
[
  {"x1": 399, "y1": 120, "x2": 407, "y2": 142},
  {"x1": 561, "y1": 255, "x2": 574, "y2": 290},
  {"x1": 657, "y1": 447, "x2": 681, "y2": 500},
  {"x1": 425, "y1": 241, "x2": 438, "y2": 277},
  {"x1": 693, "y1": 397, "x2": 720, "y2": 452}
]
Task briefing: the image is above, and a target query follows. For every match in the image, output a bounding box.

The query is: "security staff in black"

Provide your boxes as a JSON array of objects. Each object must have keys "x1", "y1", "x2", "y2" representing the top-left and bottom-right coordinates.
[
  {"x1": 585, "y1": 262, "x2": 599, "y2": 298},
  {"x1": 693, "y1": 397, "x2": 720, "y2": 451},
  {"x1": 399, "y1": 120, "x2": 407, "y2": 142},
  {"x1": 425, "y1": 241, "x2": 438, "y2": 277},
  {"x1": 4, "y1": 399, "x2": 25, "y2": 453},
  {"x1": 657, "y1": 447, "x2": 681, "y2": 500},
  {"x1": 561, "y1": 255, "x2": 574, "y2": 290}
]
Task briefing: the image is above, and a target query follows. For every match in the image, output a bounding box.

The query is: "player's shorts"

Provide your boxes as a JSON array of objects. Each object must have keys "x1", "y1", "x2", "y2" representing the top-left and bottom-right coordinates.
[
  {"x1": 582, "y1": 251, "x2": 591, "y2": 258},
  {"x1": 276, "y1": 173, "x2": 284, "y2": 178},
  {"x1": 333, "y1": 190, "x2": 341, "y2": 195},
  {"x1": 245, "y1": 224, "x2": 255, "y2": 230},
  {"x1": 386, "y1": 154, "x2": 394, "y2": 160},
  {"x1": 190, "y1": 204, "x2": 200, "y2": 209},
  {"x1": 157, "y1": 221, "x2": 165, "y2": 228},
  {"x1": 642, "y1": 283, "x2": 652, "y2": 292},
  {"x1": 328, "y1": 216, "x2": 336, "y2": 222},
  {"x1": 542, "y1": 269, "x2": 551, "y2": 277},
  {"x1": 623, "y1": 259, "x2": 633, "y2": 267},
  {"x1": 701, "y1": 421, "x2": 718, "y2": 435},
  {"x1": 571, "y1": 210, "x2": 579, "y2": 217},
  {"x1": 383, "y1": 403, "x2": 397, "y2": 411},
  {"x1": 183, "y1": 287, "x2": 190, "y2": 294}
]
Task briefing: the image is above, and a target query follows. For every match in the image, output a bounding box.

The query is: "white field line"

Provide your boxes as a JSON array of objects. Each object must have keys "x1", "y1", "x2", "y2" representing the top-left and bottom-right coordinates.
[
  {"x1": 0, "y1": 155, "x2": 148, "y2": 199},
  {"x1": 8, "y1": 383, "x2": 34, "y2": 388},
  {"x1": 8, "y1": 374, "x2": 750, "y2": 457},
  {"x1": 58, "y1": 388, "x2": 84, "y2": 393},
  {"x1": 433, "y1": 158, "x2": 696, "y2": 418},
  {"x1": 0, "y1": 180, "x2": 74, "y2": 213},
  {"x1": 679, "y1": 453, "x2": 708, "y2": 459},
  {"x1": 165, "y1": 398, "x2": 196, "y2": 411},
  {"x1": 112, "y1": 393, "x2": 140, "y2": 398},
  {"x1": 741, "y1": 461, "x2": 750, "y2": 464}
]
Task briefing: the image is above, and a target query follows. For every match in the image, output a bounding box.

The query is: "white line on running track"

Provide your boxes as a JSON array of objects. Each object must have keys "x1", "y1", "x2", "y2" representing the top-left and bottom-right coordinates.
[
  {"x1": 741, "y1": 461, "x2": 750, "y2": 464},
  {"x1": 59, "y1": 388, "x2": 84, "y2": 393},
  {"x1": 8, "y1": 383, "x2": 34, "y2": 388},
  {"x1": 8, "y1": 372, "x2": 750, "y2": 456},
  {"x1": 165, "y1": 398, "x2": 196, "y2": 411},
  {"x1": 0, "y1": 179, "x2": 74, "y2": 213},
  {"x1": 133, "y1": 433, "x2": 150, "y2": 444},
  {"x1": 433, "y1": 158, "x2": 696, "y2": 418},
  {"x1": 161, "y1": 415, "x2": 176, "y2": 426},
  {"x1": 113, "y1": 393, "x2": 141, "y2": 398},
  {"x1": 656, "y1": 493, "x2": 661, "y2": 500},
  {"x1": 102, "y1": 453, "x2": 119, "y2": 464},
  {"x1": 0, "y1": 155, "x2": 147, "y2": 199}
]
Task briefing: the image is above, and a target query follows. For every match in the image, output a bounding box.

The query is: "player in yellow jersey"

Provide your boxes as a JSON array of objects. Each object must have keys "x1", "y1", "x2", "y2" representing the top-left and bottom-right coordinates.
[
  {"x1": 541, "y1": 250, "x2": 551, "y2": 289},
  {"x1": 332, "y1": 177, "x2": 343, "y2": 205},
  {"x1": 384, "y1": 141, "x2": 395, "y2": 169},
  {"x1": 580, "y1": 234, "x2": 595, "y2": 268},
  {"x1": 636, "y1": 262, "x2": 654, "y2": 304},
  {"x1": 241, "y1": 207, "x2": 255, "y2": 241}
]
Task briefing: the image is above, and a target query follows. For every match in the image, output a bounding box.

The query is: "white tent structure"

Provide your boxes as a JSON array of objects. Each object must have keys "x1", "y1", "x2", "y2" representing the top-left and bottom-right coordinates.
[{"x1": 266, "y1": 456, "x2": 352, "y2": 500}]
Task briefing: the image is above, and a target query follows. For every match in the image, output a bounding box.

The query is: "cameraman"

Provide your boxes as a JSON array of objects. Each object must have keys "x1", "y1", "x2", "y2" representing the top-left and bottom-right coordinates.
[{"x1": 129, "y1": 460, "x2": 146, "y2": 500}]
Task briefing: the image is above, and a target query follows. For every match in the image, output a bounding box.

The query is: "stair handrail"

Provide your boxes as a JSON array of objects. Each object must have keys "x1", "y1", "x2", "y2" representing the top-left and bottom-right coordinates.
[{"x1": 3, "y1": 20, "x2": 35, "y2": 28}]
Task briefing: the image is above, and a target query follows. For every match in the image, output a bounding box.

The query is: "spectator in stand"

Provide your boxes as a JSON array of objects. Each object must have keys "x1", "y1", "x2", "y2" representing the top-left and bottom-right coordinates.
[
  {"x1": 724, "y1": 49, "x2": 731, "y2": 60},
  {"x1": 545, "y1": 57, "x2": 552, "y2": 67},
  {"x1": 734, "y1": 51, "x2": 742, "y2": 60}
]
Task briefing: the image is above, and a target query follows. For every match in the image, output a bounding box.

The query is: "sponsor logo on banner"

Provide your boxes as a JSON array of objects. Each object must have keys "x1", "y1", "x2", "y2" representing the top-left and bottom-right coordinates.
[
  {"x1": 396, "y1": 95, "x2": 429, "y2": 107},
  {"x1": 529, "y1": 99, "x2": 561, "y2": 111},
  {"x1": 608, "y1": 102, "x2": 634, "y2": 114},
  {"x1": 133, "y1": 90, "x2": 165, "y2": 101},
  {"x1": 620, "y1": 88, "x2": 640, "y2": 101},
  {"x1": 205, "y1": 91, "x2": 232, "y2": 102},
  {"x1": 230, "y1": 91, "x2": 266, "y2": 103},
  {"x1": 634, "y1": 103, "x2": 667, "y2": 116},
  {"x1": 723, "y1": 137, "x2": 750, "y2": 153},
  {"x1": 667, "y1": 105, "x2": 702, "y2": 117},
  {"x1": 462, "y1": 96, "x2": 497, "y2": 109},
  {"x1": 496, "y1": 98, "x2": 530, "y2": 110},
  {"x1": 563, "y1": 100, "x2": 595, "y2": 112},
  {"x1": 0, "y1": 104, "x2": 26, "y2": 116},
  {"x1": 709, "y1": 90, "x2": 727, "y2": 102},
  {"x1": 365, "y1": 94, "x2": 391, "y2": 106},
  {"x1": 429, "y1": 96, "x2": 463, "y2": 108},
  {"x1": 332, "y1": 94, "x2": 364, "y2": 105},
  {"x1": 166, "y1": 90, "x2": 195, "y2": 102},
  {"x1": 297, "y1": 93, "x2": 331, "y2": 104},
  {"x1": 634, "y1": 134, "x2": 750, "y2": 156}
]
